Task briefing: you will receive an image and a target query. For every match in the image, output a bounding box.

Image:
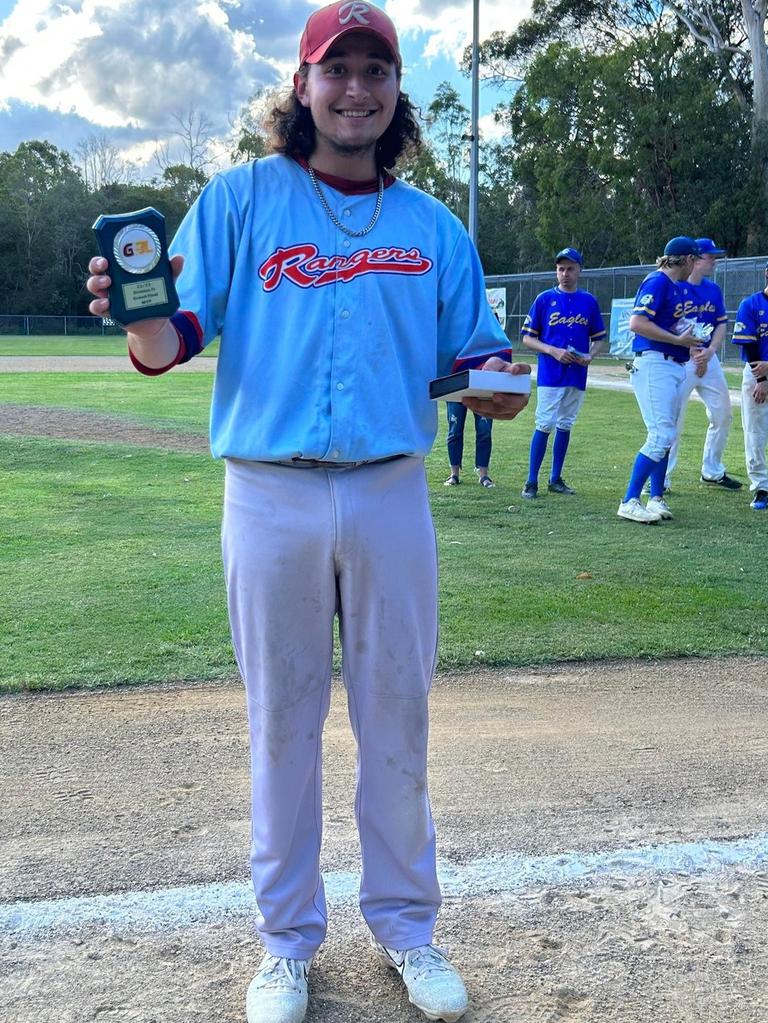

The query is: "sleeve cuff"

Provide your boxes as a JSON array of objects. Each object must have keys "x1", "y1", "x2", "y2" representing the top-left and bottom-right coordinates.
[
  {"x1": 452, "y1": 349, "x2": 512, "y2": 371},
  {"x1": 128, "y1": 330, "x2": 185, "y2": 376}
]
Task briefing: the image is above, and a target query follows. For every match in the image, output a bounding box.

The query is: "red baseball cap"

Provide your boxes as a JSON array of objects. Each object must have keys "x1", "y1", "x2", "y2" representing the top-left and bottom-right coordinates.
[{"x1": 299, "y1": 1, "x2": 401, "y2": 69}]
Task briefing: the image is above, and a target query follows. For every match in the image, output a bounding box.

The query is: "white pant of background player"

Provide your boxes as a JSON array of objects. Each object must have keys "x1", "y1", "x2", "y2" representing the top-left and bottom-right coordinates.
[
  {"x1": 533, "y1": 385, "x2": 587, "y2": 432},
  {"x1": 741, "y1": 364, "x2": 768, "y2": 492},
  {"x1": 631, "y1": 351, "x2": 686, "y2": 461},
  {"x1": 666, "y1": 353, "x2": 732, "y2": 485}
]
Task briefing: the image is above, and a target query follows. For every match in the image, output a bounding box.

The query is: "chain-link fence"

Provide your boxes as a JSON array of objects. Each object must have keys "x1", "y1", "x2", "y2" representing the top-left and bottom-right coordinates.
[
  {"x1": 0, "y1": 315, "x2": 123, "y2": 336},
  {"x1": 4, "y1": 256, "x2": 768, "y2": 359},
  {"x1": 488, "y1": 255, "x2": 768, "y2": 365}
]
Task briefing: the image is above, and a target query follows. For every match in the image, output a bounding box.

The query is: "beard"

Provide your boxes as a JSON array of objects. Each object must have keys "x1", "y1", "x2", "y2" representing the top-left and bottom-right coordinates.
[{"x1": 314, "y1": 127, "x2": 378, "y2": 161}]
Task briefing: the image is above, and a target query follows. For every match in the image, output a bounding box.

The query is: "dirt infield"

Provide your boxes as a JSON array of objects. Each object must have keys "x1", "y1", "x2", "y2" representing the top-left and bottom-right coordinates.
[
  {"x1": 0, "y1": 404, "x2": 209, "y2": 452},
  {"x1": 3, "y1": 358, "x2": 765, "y2": 1021},
  {"x1": 2, "y1": 657, "x2": 768, "y2": 1023}
]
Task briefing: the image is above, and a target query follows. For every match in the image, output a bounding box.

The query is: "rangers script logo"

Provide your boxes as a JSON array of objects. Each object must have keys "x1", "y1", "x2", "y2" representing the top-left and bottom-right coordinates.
[{"x1": 259, "y1": 243, "x2": 433, "y2": 292}]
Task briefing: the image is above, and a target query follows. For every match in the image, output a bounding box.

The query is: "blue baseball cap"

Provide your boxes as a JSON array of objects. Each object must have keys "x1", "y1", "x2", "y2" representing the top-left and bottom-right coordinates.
[
  {"x1": 555, "y1": 247, "x2": 583, "y2": 265},
  {"x1": 695, "y1": 237, "x2": 726, "y2": 256},
  {"x1": 663, "y1": 236, "x2": 700, "y2": 257}
]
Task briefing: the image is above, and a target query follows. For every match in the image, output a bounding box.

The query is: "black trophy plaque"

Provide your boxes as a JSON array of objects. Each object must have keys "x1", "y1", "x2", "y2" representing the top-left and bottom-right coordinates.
[{"x1": 92, "y1": 207, "x2": 179, "y2": 326}]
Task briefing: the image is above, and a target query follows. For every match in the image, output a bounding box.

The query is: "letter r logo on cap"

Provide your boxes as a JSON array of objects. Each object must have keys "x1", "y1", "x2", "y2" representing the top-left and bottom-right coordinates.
[{"x1": 339, "y1": 2, "x2": 371, "y2": 24}]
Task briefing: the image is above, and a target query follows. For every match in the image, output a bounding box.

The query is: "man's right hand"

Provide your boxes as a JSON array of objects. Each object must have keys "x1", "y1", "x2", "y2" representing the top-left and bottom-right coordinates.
[
  {"x1": 549, "y1": 346, "x2": 579, "y2": 364},
  {"x1": 86, "y1": 254, "x2": 185, "y2": 342}
]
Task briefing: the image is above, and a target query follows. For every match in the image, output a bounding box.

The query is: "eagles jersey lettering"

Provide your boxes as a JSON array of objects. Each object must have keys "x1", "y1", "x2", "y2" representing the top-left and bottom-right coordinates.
[
  {"x1": 687, "y1": 278, "x2": 727, "y2": 347},
  {"x1": 165, "y1": 155, "x2": 511, "y2": 461},
  {"x1": 732, "y1": 292, "x2": 768, "y2": 361},
  {"x1": 632, "y1": 270, "x2": 694, "y2": 361},
  {"x1": 521, "y1": 287, "x2": 606, "y2": 390}
]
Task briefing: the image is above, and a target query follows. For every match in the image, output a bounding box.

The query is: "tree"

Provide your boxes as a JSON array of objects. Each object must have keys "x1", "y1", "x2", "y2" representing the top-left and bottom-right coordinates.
[
  {"x1": 663, "y1": 1, "x2": 768, "y2": 245},
  {"x1": 492, "y1": 28, "x2": 752, "y2": 267},
  {"x1": 161, "y1": 164, "x2": 208, "y2": 205},
  {"x1": 471, "y1": 0, "x2": 768, "y2": 250},
  {"x1": 423, "y1": 82, "x2": 471, "y2": 223},
  {"x1": 0, "y1": 141, "x2": 94, "y2": 314},
  {"x1": 75, "y1": 133, "x2": 133, "y2": 190},
  {"x1": 230, "y1": 90, "x2": 274, "y2": 164},
  {"x1": 155, "y1": 108, "x2": 216, "y2": 174}
]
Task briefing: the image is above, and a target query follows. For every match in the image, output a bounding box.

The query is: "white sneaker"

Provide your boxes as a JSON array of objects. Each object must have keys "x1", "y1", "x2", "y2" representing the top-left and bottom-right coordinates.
[
  {"x1": 617, "y1": 498, "x2": 662, "y2": 524},
  {"x1": 373, "y1": 941, "x2": 469, "y2": 1022},
  {"x1": 646, "y1": 496, "x2": 673, "y2": 519},
  {"x1": 246, "y1": 954, "x2": 312, "y2": 1023}
]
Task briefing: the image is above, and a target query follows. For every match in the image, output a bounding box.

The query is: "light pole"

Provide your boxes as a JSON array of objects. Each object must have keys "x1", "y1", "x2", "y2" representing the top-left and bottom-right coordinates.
[{"x1": 468, "y1": 0, "x2": 480, "y2": 245}]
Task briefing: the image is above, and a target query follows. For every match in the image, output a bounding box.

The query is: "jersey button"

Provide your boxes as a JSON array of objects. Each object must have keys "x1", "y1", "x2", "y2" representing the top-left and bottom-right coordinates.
[
  {"x1": 344, "y1": 209, "x2": 351, "y2": 217},
  {"x1": 342, "y1": 239, "x2": 351, "y2": 248},
  {"x1": 332, "y1": 450, "x2": 340, "y2": 458},
  {"x1": 340, "y1": 309, "x2": 350, "y2": 319},
  {"x1": 336, "y1": 382, "x2": 344, "y2": 390}
]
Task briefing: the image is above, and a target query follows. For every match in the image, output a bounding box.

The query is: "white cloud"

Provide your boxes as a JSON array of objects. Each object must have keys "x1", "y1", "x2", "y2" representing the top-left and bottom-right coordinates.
[
  {"x1": 0, "y1": 0, "x2": 286, "y2": 138},
  {"x1": 478, "y1": 110, "x2": 505, "y2": 141},
  {"x1": 0, "y1": 0, "x2": 530, "y2": 169},
  {"x1": 386, "y1": 0, "x2": 530, "y2": 67}
]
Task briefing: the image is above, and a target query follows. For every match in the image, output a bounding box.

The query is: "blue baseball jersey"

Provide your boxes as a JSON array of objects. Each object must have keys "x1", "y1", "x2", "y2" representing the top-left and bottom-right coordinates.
[
  {"x1": 521, "y1": 287, "x2": 606, "y2": 390},
  {"x1": 732, "y1": 291, "x2": 768, "y2": 361},
  {"x1": 687, "y1": 277, "x2": 727, "y2": 347},
  {"x1": 165, "y1": 155, "x2": 510, "y2": 461},
  {"x1": 631, "y1": 270, "x2": 695, "y2": 360}
]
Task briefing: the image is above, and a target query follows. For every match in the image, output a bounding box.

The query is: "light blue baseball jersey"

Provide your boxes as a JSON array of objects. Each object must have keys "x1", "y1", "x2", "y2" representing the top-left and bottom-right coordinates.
[
  {"x1": 732, "y1": 291, "x2": 768, "y2": 361},
  {"x1": 520, "y1": 287, "x2": 606, "y2": 390},
  {"x1": 164, "y1": 155, "x2": 510, "y2": 461},
  {"x1": 688, "y1": 277, "x2": 727, "y2": 347},
  {"x1": 632, "y1": 270, "x2": 695, "y2": 361}
]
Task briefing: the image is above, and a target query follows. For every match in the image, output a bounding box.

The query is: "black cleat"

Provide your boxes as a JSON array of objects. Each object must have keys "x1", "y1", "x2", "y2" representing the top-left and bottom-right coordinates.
[
  {"x1": 548, "y1": 477, "x2": 575, "y2": 495},
  {"x1": 521, "y1": 482, "x2": 538, "y2": 499},
  {"x1": 701, "y1": 474, "x2": 743, "y2": 490}
]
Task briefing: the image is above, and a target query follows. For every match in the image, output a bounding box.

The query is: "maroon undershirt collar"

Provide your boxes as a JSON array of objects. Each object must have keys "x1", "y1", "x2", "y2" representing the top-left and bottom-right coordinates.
[{"x1": 294, "y1": 156, "x2": 395, "y2": 195}]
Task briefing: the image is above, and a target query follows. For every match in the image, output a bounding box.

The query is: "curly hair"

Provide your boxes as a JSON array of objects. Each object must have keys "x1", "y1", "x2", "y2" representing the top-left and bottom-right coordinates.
[
  {"x1": 656, "y1": 254, "x2": 693, "y2": 270},
  {"x1": 265, "y1": 68, "x2": 422, "y2": 171}
]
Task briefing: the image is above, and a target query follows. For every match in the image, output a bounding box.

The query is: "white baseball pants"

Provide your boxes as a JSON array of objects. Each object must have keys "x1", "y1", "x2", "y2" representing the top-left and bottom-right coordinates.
[
  {"x1": 741, "y1": 364, "x2": 768, "y2": 492},
  {"x1": 533, "y1": 385, "x2": 586, "y2": 433},
  {"x1": 222, "y1": 456, "x2": 441, "y2": 958},
  {"x1": 667, "y1": 352, "x2": 733, "y2": 482},
  {"x1": 631, "y1": 352, "x2": 686, "y2": 461}
]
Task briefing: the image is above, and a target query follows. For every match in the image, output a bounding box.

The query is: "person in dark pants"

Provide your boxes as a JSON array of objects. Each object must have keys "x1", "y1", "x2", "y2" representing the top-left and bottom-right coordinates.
[{"x1": 444, "y1": 402, "x2": 495, "y2": 487}]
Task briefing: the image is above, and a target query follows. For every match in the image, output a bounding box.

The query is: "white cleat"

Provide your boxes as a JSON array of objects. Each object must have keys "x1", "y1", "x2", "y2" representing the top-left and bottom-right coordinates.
[
  {"x1": 617, "y1": 498, "x2": 662, "y2": 524},
  {"x1": 246, "y1": 954, "x2": 312, "y2": 1023},
  {"x1": 373, "y1": 941, "x2": 469, "y2": 1022},
  {"x1": 646, "y1": 496, "x2": 673, "y2": 519}
]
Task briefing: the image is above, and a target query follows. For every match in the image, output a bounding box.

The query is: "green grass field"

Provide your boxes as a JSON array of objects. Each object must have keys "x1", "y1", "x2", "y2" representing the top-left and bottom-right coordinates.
[
  {"x1": 2, "y1": 370, "x2": 765, "y2": 692},
  {"x1": 0, "y1": 335, "x2": 219, "y2": 357}
]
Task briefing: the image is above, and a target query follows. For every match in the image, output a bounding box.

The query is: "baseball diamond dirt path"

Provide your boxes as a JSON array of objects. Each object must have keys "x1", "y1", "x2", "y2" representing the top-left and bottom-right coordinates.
[{"x1": 2, "y1": 658, "x2": 768, "y2": 1023}]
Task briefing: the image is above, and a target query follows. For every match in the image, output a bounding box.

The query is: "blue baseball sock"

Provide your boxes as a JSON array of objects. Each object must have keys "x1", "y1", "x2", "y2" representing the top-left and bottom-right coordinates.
[
  {"x1": 649, "y1": 452, "x2": 670, "y2": 499},
  {"x1": 624, "y1": 452, "x2": 658, "y2": 502},
  {"x1": 527, "y1": 429, "x2": 550, "y2": 486},
  {"x1": 550, "y1": 428, "x2": 571, "y2": 482}
]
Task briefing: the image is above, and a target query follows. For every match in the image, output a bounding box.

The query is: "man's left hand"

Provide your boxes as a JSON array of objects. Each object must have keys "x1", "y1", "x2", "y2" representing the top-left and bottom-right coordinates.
[{"x1": 462, "y1": 357, "x2": 531, "y2": 420}]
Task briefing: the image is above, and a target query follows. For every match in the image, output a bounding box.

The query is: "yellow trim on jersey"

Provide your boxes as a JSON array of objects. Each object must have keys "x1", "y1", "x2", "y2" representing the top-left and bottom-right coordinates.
[{"x1": 633, "y1": 305, "x2": 656, "y2": 317}]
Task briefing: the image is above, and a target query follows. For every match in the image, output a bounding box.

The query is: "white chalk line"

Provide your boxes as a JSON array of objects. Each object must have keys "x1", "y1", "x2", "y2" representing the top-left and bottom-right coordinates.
[{"x1": 2, "y1": 833, "x2": 767, "y2": 939}]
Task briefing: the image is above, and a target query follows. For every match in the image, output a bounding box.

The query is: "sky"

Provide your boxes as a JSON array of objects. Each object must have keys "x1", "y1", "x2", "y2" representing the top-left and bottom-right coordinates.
[{"x1": 0, "y1": 0, "x2": 531, "y2": 175}]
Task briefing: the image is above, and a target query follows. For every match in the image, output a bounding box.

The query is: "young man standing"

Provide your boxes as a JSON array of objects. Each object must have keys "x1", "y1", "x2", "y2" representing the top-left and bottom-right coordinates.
[
  {"x1": 664, "y1": 237, "x2": 741, "y2": 492},
  {"x1": 732, "y1": 263, "x2": 768, "y2": 510},
  {"x1": 618, "y1": 237, "x2": 702, "y2": 524},
  {"x1": 87, "y1": 4, "x2": 529, "y2": 1022},
  {"x1": 520, "y1": 247, "x2": 606, "y2": 499}
]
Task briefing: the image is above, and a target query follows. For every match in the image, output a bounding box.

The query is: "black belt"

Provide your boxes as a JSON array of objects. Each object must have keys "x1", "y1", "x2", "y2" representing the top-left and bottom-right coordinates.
[{"x1": 635, "y1": 350, "x2": 686, "y2": 365}]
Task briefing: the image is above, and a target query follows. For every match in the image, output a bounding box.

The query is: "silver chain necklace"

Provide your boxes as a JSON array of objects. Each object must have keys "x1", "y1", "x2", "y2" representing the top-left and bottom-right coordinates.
[{"x1": 307, "y1": 163, "x2": 384, "y2": 238}]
